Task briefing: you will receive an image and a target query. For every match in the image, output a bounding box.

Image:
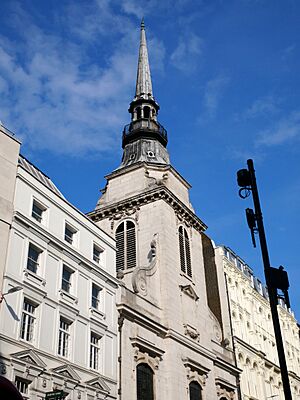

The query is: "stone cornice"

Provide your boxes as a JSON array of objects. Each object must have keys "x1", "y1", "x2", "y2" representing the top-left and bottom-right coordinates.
[{"x1": 88, "y1": 186, "x2": 207, "y2": 233}]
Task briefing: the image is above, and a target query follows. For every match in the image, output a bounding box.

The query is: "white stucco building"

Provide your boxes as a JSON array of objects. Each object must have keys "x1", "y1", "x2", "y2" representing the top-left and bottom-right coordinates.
[
  {"x1": 0, "y1": 125, "x2": 20, "y2": 290},
  {"x1": 88, "y1": 21, "x2": 240, "y2": 400},
  {"x1": 215, "y1": 245, "x2": 300, "y2": 400},
  {"x1": 0, "y1": 127, "x2": 118, "y2": 400}
]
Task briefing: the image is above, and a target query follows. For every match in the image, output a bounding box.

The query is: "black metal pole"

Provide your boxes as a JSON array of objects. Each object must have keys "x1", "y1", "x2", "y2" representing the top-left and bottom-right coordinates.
[{"x1": 247, "y1": 159, "x2": 292, "y2": 400}]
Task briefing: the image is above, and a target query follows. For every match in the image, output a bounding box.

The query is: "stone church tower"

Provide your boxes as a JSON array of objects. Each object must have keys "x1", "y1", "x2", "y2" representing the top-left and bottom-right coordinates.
[{"x1": 88, "y1": 21, "x2": 240, "y2": 400}]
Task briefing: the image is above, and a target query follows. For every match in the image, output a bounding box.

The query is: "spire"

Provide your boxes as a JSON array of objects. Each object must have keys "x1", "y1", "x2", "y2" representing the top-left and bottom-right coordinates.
[
  {"x1": 119, "y1": 21, "x2": 169, "y2": 169},
  {"x1": 135, "y1": 19, "x2": 153, "y2": 100}
]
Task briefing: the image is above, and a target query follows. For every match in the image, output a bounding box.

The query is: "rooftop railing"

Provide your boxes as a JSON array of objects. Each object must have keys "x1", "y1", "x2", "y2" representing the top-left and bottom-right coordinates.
[{"x1": 122, "y1": 119, "x2": 168, "y2": 143}]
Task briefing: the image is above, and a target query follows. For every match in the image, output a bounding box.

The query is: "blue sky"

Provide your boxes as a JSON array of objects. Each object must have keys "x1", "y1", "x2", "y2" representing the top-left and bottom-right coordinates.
[{"x1": 0, "y1": 0, "x2": 299, "y2": 319}]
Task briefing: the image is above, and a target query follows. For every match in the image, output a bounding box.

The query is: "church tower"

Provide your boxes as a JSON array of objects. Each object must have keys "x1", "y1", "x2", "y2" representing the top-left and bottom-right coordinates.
[{"x1": 89, "y1": 21, "x2": 239, "y2": 400}]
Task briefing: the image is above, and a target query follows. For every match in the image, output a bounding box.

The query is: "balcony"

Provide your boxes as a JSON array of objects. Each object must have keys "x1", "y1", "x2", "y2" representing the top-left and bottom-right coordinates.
[{"x1": 122, "y1": 119, "x2": 168, "y2": 148}]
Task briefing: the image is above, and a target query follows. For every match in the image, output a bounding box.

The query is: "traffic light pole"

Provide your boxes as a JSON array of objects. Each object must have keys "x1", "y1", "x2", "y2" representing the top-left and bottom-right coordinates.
[{"x1": 242, "y1": 159, "x2": 292, "y2": 400}]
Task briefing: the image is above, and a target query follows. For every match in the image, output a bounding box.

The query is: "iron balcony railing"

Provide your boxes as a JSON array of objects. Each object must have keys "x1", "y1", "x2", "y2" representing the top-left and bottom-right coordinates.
[{"x1": 122, "y1": 119, "x2": 168, "y2": 143}]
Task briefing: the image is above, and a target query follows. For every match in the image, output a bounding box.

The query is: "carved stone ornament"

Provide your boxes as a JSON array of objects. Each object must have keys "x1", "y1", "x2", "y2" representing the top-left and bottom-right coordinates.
[
  {"x1": 179, "y1": 284, "x2": 199, "y2": 301},
  {"x1": 184, "y1": 323, "x2": 200, "y2": 342},
  {"x1": 132, "y1": 233, "x2": 158, "y2": 295},
  {"x1": 183, "y1": 360, "x2": 209, "y2": 388},
  {"x1": 145, "y1": 170, "x2": 168, "y2": 187},
  {"x1": 0, "y1": 363, "x2": 7, "y2": 375},
  {"x1": 209, "y1": 309, "x2": 223, "y2": 344},
  {"x1": 133, "y1": 347, "x2": 160, "y2": 371},
  {"x1": 216, "y1": 384, "x2": 236, "y2": 399},
  {"x1": 110, "y1": 208, "x2": 139, "y2": 232}
]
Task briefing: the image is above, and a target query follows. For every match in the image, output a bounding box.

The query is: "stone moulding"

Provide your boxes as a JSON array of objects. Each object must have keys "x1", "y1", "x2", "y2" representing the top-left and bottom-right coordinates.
[
  {"x1": 130, "y1": 336, "x2": 165, "y2": 370},
  {"x1": 182, "y1": 357, "x2": 210, "y2": 387},
  {"x1": 132, "y1": 233, "x2": 158, "y2": 295},
  {"x1": 88, "y1": 186, "x2": 207, "y2": 234}
]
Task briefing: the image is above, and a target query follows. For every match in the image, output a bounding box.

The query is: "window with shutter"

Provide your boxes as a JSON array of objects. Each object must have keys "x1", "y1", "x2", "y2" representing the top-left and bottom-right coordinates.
[
  {"x1": 116, "y1": 221, "x2": 136, "y2": 271},
  {"x1": 137, "y1": 363, "x2": 154, "y2": 400},
  {"x1": 189, "y1": 381, "x2": 202, "y2": 400},
  {"x1": 178, "y1": 226, "x2": 192, "y2": 277}
]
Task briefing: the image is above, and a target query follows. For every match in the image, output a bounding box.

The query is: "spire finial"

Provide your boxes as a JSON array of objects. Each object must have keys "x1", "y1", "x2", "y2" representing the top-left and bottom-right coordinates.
[{"x1": 135, "y1": 19, "x2": 153, "y2": 100}]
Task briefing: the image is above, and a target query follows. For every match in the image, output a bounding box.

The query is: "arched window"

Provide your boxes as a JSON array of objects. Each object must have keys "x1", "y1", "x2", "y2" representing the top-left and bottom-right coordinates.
[
  {"x1": 189, "y1": 381, "x2": 202, "y2": 400},
  {"x1": 116, "y1": 221, "x2": 136, "y2": 271},
  {"x1": 136, "y1": 107, "x2": 142, "y2": 119},
  {"x1": 137, "y1": 363, "x2": 154, "y2": 400},
  {"x1": 178, "y1": 226, "x2": 192, "y2": 277},
  {"x1": 143, "y1": 106, "x2": 150, "y2": 119}
]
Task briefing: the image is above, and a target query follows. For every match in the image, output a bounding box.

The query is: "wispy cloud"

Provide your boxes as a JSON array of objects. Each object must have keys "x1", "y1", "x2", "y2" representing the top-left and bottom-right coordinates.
[
  {"x1": 0, "y1": 1, "x2": 164, "y2": 157},
  {"x1": 256, "y1": 110, "x2": 300, "y2": 146},
  {"x1": 170, "y1": 32, "x2": 203, "y2": 73},
  {"x1": 203, "y1": 75, "x2": 230, "y2": 118},
  {"x1": 243, "y1": 95, "x2": 280, "y2": 119}
]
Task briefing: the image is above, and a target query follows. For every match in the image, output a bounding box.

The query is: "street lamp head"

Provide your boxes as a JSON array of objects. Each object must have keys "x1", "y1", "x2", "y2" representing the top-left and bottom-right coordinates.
[
  {"x1": 6, "y1": 286, "x2": 23, "y2": 295},
  {"x1": 237, "y1": 168, "x2": 251, "y2": 188}
]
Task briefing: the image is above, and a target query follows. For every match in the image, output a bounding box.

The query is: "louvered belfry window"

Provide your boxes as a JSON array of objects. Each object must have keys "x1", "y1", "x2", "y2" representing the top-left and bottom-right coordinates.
[
  {"x1": 179, "y1": 226, "x2": 192, "y2": 277},
  {"x1": 137, "y1": 363, "x2": 154, "y2": 400},
  {"x1": 116, "y1": 221, "x2": 136, "y2": 271},
  {"x1": 189, "y1": 381, "x2": 202, "y2": 400}
]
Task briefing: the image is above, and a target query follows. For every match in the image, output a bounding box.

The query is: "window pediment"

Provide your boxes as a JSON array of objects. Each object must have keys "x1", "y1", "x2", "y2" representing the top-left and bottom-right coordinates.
[
  {"x1": 11, "y1": 349, "x2": 46, "y2": 369},
  {"x1": 86, "y1": 377, "x2": 110, "y2": 393},
  {"x1": 51, "y1": 364, "x2": 80, "y2": 381}
]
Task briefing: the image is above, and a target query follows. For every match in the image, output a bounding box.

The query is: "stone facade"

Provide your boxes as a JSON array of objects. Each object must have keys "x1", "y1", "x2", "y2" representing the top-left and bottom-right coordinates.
[
  {"x1": 88, "y1": 21, "x2": 239, "y2": 400},
  {"x1": 216, "y1": 245, "x2": 300, "y2": 400},
  {"x1": 0, "y1": 127, "x2": 118, "y2": 400}
]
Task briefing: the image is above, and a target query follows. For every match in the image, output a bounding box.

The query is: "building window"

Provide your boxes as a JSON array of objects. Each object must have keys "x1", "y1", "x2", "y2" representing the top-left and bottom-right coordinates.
[
  {"x1": 27, "y1": 243, "x2": 42, "y2": 274},
  {"x1": 91, "y1": 283, "x2": 101, "y2": 309},
  {"x1": 90, "y1": 332, "x2": 101, "y2": 370},
  {"x1": 189, "y1": 381, "x2": 202, "y2": 400},
  {"x1": 20, "y1": 299, "x2": 36, "y2": 342},
  {"x1": 93, "y1": 244, "x2": 103, "y2": 264},
  {"x1": 137, "y1": 363, "x2": 154, "y2": 400},
  {"x1": 15, "y1": 377, "x2": 30, "y2": 398},
  {"x1": 61, "y1": 265, "x2": 73, "y2": 293},
  {"x1": 178, "y1": 226, "x2": 192, "y2": 277},
  {"x1": 58, "y1": 317, "x2": 71, "y2": 358},
  {"x1": 64, "y1": 223, "x2": 76, "y2": 245},
  {"x1": 116, "y1": 221, "x2": 136, "y2": 271},
  {"x1": 31, "y1": 200, "x2": 46, "y2": 223}
]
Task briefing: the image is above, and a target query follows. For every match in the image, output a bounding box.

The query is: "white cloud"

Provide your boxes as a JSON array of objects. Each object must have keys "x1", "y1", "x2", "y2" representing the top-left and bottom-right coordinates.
[
  {"x1": 203, "y1": 75, "x2": 230, "y2": 117},
  {"x1": 256, "y1": 111, "x2": 300, "y2": 146},
  {"x1": 170, "y1": 32, "x2": 203, "y2": 73},
  {"x1": 0, "y1": 1, "x2": 164, "y2": 157},
  {"x1": 243, "y1": 95, "x2": 280, "y2": 119}
]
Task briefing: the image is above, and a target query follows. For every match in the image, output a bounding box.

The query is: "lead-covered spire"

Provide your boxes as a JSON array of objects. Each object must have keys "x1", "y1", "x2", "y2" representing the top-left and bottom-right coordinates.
[
  {"x1": 135, "y1": 18, "x2": 153, "y2": 100},
  {"x1": 120, "y1": 21, "x2": 169, "y2": 169}
]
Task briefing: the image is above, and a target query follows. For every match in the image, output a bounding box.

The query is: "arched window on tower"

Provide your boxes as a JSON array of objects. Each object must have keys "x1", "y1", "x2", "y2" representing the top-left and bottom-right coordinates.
[
  {"x1": 189, "y1": 381, "x2": 202, "y2": 400},
  {"x1": 178, "y1": 226, "x2": 192, "y2": 277},
  {"x1": 137, "y1": 363, "x2": 154, "y2": 400},
  {"x1": 136, "y1": 107, "x2": 142, "y2": 119},
  {"x1": 116, "y1": 221, "x2": 136, "y2": 272},
  {"x1": 143, "y1": 106, "x2": 150, "y2": 119}
]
